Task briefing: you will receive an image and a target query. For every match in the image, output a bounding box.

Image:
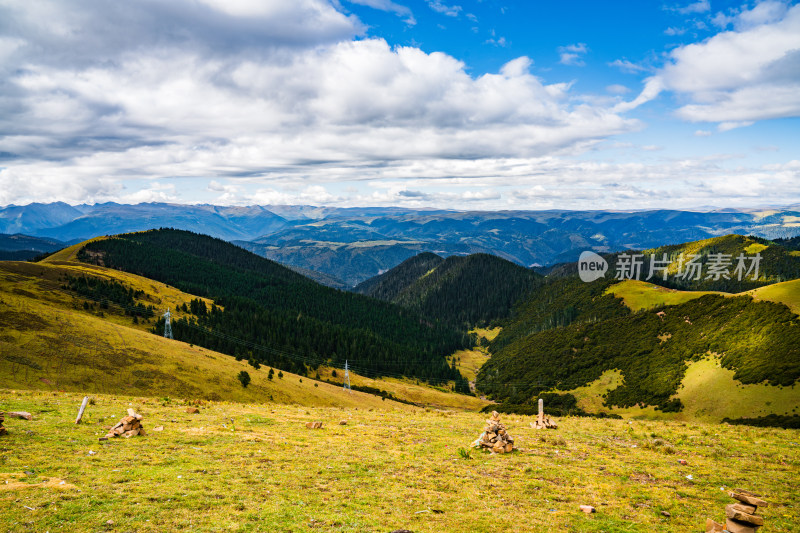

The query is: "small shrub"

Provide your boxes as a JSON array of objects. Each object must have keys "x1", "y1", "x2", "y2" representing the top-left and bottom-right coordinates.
[
  {"x1": 237, "y1": 370, "x2": 251, "y2": 388},
  {"x1": 458, "y1": 448, "x2": 472, "y2": 460}
]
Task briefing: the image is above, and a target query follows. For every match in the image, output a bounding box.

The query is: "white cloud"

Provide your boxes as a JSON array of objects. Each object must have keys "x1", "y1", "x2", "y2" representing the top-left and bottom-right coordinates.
[
  {"x1": 119, "y1": 183, "x2": 178, "y2": 204},
  {"x1": 664, "y1": 26, "x2": 687, "y2": 36},
  {"x1": 606, "y1": 84, "x2": 630, "y2": 95},
  {"x1": 346, "y1": 0, "x2": 416, "y2": 25},
  {"x1": 0, "y1": 25, "x2": 639, "y2": 189},
  {"x1": 608, "y1": 59, "x2": 651, "y2": 74},
  {"x1": 717, "y1": 121, "x2": 755, "y2": 132},
  {"x1": 485, "y1": 36, "x2": 507, "y2": 47},
  {"x1": 558, "y1": 43, "x2": 589, "y2": 66},
  {"x1": 676, "y1": 0, "x2": 710, "y2": 15},
  {"x1": 1, "y1": 0, "x2": 797, "y2": 211},
  {"x1": 427, "y1": 1, "x2": 462, "y2": 17},
  {"x1": 694, "y1": 129, "x2": 712, "y2": 137},
  {"x1": 735, "y1": 0, "x2": 789, "y2": 29},
  {"x1": 618, "y1": 2, "x2": 800, "y2": 124}
]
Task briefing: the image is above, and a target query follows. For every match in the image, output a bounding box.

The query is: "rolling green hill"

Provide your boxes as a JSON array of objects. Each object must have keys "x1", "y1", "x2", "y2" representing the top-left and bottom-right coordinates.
[
  {"x1": 354, "y1": 252, "x2": 444, "y2": 300},
  {"x1": 0, "y1": 259, "x2": 485, "y2": 410},
  {"x1": 478, "y1": 293, "x2": 800, "y2": 414},
  {"x1": 74, "y1": 229, "x2": 471, "y2": 389},
  {"x1": 355, "y1": 252, "x2": 541, "y2": 329},
  {"x1": 478, "y1": 234, "x2": 800, "y2": 420},
  {"x1": 638, "y1": 234, "x2": 800, "y2": 292}
]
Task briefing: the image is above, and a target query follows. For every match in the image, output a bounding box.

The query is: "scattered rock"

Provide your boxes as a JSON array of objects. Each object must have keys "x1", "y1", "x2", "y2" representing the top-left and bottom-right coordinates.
[
  {"x1": 725, "y1": 505, "x2": 764, "y2": 526},
  {"x1": 661, "y1": 511, "x2": 671, "y2": 517},
  {"x1": 678, "y1": 459, "x2": 688, "y2": 465},
  {"x1": 725, "y1": 519, "x2": 760, "y2": 533},
  {"x1": 339, "y1": 420, "x2": 347, "y2": 425},
  {"x1": 305, "y1": 421, "x2": 323, "y2": 429},
  {"x1": 185, "y1": 407, "x2": 199, "y2": 414},
  {"x1": 730, "y1": 489, "x2": 768, "y2": 509},
  {"x1": 706, "y1": 488, "x2": 768, "y2": 532},
  {"x1": 579, "y1": 505, "x2": 596, "y2": 514},
  {"x1": 472, "y1": 411, "x2": 515, "y2": 453},
  {"x1": 153, "y1": 426, "x2": 164, "y2": 432},
  {"x1": 99, "y1": 409, "x2": 146, "y2": 440}
]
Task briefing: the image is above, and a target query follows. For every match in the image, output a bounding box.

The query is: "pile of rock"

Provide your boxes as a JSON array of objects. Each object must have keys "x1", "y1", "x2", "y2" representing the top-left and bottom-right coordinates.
[
  {"x1": 706, "y1": 489, "x2": 768, "y2": 533},
  {"x1": 531, "y1": 398, "x2": 558, "y2": 429},
  {"x1": 99, "y1": 408, "x2": 147, "y2": 440},
  {"x1": 0, "y1": 413, "x2": 6, "y2": 436},
  {"x1": 473, "y1": 411, "x2": 515, "y2": 453}
]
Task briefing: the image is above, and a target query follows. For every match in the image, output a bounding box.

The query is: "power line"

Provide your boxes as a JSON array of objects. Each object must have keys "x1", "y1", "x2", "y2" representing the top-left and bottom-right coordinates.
[
  {"x1": 26, "y1": 276, "x2": 567, "y2": 389},
  {"x1": 163, "y1": 308, "x2": 173, "y2": 339},
  {"x1": 343, "y1": 360, "x2": 351, "y2": 392}
]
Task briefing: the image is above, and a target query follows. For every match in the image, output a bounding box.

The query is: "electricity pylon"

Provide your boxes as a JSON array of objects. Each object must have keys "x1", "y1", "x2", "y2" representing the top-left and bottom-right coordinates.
[{"x1": 163, "y1": 309, "x2": 173, "y2": 339}]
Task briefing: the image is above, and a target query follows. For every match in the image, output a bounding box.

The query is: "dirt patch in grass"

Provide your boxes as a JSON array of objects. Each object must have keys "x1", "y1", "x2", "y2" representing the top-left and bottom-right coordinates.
[{"x1": 0, "y1": 473, "x2": 78, "y2": 492}]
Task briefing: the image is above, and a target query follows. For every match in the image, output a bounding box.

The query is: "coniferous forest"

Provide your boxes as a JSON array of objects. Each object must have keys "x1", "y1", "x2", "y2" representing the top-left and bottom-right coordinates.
[
  {"x1": 78, "y1": 229, "x2": 471, "y2": 390},
  {"x1": 356, "y1": 252, "x2": 542, "y2": 328}
]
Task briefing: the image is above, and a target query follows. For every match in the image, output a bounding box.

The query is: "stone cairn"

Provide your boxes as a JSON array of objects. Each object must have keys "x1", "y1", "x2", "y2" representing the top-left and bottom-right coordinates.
[
  {"x1": 0, "y1": 413, "x2": 6, "y2": 436},
  {"x1": 472, "y1": 411, "x2": 515, "y2": 453},
  {"x1": 100, "y1": 408, "x2": 147, "y2": 440},
  {"x1": 706, "y1": 489, "x2": 768, "y2": 533},
  {"x1": 531, "y1": 398, "x2": 557, "y2": 429}
]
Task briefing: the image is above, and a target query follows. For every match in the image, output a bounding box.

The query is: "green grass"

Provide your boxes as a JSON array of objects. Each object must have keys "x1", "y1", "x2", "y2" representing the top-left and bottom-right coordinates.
[
  {"x1": 748, "y1": 279, "x2": 800, "y2": 315},
  {"x1": 608, "y1": 278, "x2": 800, "y2": 317},
  {"x1": 605, "y1": 280, "x2": 721, "y2": 311},
  {"x1": 568, "y1": 358, "x2": 800, "y2": 422},
  {"x1": 0, "y1": 260, "x2": 479, "y2": 410},
  {"x1": 1, "y1": 389, "x2": 798, "y2": 532}
]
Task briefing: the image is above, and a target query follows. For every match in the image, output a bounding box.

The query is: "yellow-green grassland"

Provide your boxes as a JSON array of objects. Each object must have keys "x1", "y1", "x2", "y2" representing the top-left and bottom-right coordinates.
[{"x1": 1, "y1": 389, "x2": 798, "y2": 532}]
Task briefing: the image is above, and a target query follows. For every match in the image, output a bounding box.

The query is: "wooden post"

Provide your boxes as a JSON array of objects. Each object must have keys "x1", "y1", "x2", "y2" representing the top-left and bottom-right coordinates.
[
  {"x1": 75, "y1": 396, "x2": 89, "y2": 424},
  {"x1": 538, "y1": 398, "x2": 544, "y2": 427}
]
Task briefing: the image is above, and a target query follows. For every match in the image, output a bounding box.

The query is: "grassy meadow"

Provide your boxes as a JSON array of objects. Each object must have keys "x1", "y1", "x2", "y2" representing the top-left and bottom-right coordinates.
[
  {"x1": 1, "y1": 390, "x2": 798, "y2": 532},
  {"x1": 606, "y1": 278, "x2": 800, "y2": 315},
  {"x1": 0, "y1": 260, "x2": 480, "y2": 411},
  {"x1": 1, "y1": 244, "x2": 799, "y2": 531}
]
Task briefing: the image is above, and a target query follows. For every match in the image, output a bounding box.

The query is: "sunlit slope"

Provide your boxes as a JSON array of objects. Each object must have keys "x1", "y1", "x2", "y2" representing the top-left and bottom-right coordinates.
[
  {"x1": 566, "y1": 358, "x2": 800, "y2": 423},
  {"x1": 0, "y1": 262, "x2": 406, "y2": 408},
  {"x1": 608, "y1": 278, "x2": 800, "y2": 315},
  {"x1": 605, "y1": 280, "x2": 722, "y2": 311},
  {"x1": 0, "y1": 259, "x2": 481, "y2": 409},
  {"x1": 747, "y1": 278, "x2": 800, "y2": 315}
]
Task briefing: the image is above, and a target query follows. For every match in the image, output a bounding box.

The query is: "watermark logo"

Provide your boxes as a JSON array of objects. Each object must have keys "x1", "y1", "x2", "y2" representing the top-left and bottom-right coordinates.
[
  {"x1": 578, "y1": 251, "x2": 762, "y2": 283},
  {"x1": 578, "y1": 251, "x2": 608, "y2": 282}
]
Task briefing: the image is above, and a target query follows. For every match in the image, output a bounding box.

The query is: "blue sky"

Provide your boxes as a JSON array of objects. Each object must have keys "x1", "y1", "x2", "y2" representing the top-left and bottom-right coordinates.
[{"x1": 0, "y1": 0, "x2": 798, "y2": 210}]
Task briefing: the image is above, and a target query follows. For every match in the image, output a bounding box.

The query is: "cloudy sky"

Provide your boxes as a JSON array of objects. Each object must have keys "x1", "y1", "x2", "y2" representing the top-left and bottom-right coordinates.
[{"x1": 0, "y1": 0, "x2": 798, "y2": 209}]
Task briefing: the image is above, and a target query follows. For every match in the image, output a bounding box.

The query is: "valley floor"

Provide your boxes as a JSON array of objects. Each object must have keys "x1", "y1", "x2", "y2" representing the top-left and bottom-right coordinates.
[{"x1": 1, "y1": 390, "x2": 798, "y2": 532}]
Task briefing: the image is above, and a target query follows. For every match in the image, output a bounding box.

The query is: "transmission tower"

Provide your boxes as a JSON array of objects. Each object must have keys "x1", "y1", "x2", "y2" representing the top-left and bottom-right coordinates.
[
  {"x1": 163, "y1": 308, "x2": 173, "y2": 339},
  {"x1": 343, "y1": 360, "x2": 351, "y2": 392}
]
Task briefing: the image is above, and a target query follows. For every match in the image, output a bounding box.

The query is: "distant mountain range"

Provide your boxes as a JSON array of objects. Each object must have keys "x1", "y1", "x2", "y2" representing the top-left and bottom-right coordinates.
[{"x1": 3, "y1": 201, "x2": 800, "y2": 286}]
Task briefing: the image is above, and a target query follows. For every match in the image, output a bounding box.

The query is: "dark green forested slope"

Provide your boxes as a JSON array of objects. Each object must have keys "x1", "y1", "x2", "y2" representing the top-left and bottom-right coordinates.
[
  {"x1": 489, "y1": 275, "x2": 630, "y2": 353},
  {"x1": 479, "y1": 234, "x2": 800, "y2": 412},
  {"x1": 76, "y1": 229, "x2": 470, "y2": 389},
  {"x1": 478, "y1": 295, "x2": 800, "y2": 410},
  {"x1": 356, "y1": 252, "x2": 542, "y2": 329},
  {"x1": 642, "y1": 234, "x2": 800, "y2": 292},
  {"x1": 491, "y1": 234, "x2": 800, "y2": 354},
  {"x1": 354, "y1": 252, "x2": 444, "y2": 301}
]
